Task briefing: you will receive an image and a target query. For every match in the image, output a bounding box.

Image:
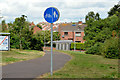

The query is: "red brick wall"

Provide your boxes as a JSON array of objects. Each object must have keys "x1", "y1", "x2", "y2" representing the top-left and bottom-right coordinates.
[
  {"x1": 60, "y1": 31, "x2": 85, "y2": 43},
  {"x1": 33, "y1": 26, "x2": 42, "y2": 34}
]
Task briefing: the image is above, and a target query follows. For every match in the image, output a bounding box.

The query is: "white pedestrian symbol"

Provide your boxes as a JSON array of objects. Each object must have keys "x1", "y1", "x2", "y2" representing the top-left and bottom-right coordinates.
[{"x1": 54, "y1": 11, "x2": 57, "y2": 18}]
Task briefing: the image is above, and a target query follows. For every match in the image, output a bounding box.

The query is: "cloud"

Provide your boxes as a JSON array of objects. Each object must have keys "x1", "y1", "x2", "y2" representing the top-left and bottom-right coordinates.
[{"x1": 0, "y1": 0, "x2": 119, "y2": 24}]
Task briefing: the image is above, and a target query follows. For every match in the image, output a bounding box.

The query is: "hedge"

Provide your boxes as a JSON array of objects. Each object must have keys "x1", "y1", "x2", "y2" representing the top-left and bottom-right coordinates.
[
  {"x1": 85, "y1": 42, "x2": 102, "y2": 55},
  {"x1": 71, "y1": 43, "x2": 85, "y2": 50}
]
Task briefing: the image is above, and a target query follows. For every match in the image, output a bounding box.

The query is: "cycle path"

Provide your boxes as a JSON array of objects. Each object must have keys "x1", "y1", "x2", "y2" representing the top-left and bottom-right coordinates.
[{"x1": 2, "y1": 51, "x2": 71, "y2": 79}]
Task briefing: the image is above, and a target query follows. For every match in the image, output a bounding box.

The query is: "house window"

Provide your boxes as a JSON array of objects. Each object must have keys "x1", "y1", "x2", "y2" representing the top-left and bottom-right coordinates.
[
  {"x1": 75, "y1": 32, "x2": 81, "y2": 37},
  {"x1": 64, "y1": 32, "x2": 68, "y2": 36}
]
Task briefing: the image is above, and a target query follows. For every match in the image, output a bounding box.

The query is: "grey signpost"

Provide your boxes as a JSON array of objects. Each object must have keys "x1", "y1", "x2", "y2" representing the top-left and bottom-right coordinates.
[
  {"x1": 44, "y1": 7, "x2": 60, "y2": 75},
  {"x1": 50, "y1": 23, "x2": 53, "y2": 75}
]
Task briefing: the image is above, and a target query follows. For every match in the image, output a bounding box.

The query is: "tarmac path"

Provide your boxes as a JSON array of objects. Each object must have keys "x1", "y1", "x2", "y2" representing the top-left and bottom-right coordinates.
[{"x1": 2, "y1": 51, "x2": 71, "y2": 79}]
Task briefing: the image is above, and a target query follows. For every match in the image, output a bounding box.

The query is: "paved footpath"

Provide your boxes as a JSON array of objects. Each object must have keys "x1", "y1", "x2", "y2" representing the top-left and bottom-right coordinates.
[{"x1": 2, "y1": 51, "x2": 71, "y2": 79}]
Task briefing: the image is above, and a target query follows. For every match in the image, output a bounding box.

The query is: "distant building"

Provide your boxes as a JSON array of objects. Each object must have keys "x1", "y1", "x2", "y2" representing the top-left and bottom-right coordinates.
[
  {"x1": 58, "y1": 21, "x2": 87, "y2": 43},
  {"x1": 53, "y1": 21, "x2": 87, "y2": 50},
  {"x1": 29, "y1": 22, "x2": 42, "y2": 34},
  {"x1": 37, "y1": 22, "x2": 59, "y2": 31},
  {"x1": 33, "y1": 26, "x2": 42, "y2": 34}
]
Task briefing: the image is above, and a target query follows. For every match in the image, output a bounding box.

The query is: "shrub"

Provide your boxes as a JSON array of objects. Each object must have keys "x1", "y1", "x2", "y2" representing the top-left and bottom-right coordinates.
[
  {"x1": 101, "y1": 37, "x2": 119, "y2": 59},
  {"x1": 85, "y1": 42, "x2": 102, "y2": 55},
  {"x1": 30, "y1": 34, "x2": 44, "y2": 51},
  {"x1": 71, "y1": 43, "x2": 85, "y2": 50}
]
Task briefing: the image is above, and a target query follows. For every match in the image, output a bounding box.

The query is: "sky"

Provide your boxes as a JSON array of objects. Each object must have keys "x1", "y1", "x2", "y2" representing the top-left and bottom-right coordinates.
[{"x1": 0, "y1": 0, "x2": 119, "y2": 24}]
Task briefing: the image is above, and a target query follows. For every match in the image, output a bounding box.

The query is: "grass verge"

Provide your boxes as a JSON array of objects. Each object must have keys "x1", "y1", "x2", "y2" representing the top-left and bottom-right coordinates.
[
  {"x1": 38, "y1": 50, "x2": 118, "y2": 78},
  {"x1": 1, "y1": 49, "x2": 45, "y2": 65}
]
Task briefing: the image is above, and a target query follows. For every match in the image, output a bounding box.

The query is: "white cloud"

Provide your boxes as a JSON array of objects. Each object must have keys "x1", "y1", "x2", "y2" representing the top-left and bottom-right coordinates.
[{"x1": 0, "y1": 0, "x2": 119, "y2": 24}]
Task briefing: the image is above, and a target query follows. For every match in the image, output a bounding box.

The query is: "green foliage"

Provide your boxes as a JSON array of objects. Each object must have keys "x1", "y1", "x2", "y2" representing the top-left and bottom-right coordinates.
[
  {"x1": 85, "y1": 11, "x2": 101, "y2": 23},
  {"x1": 2, "y1": 20, "x2": 7, "y2": 32},
  {"x1": 71, "y1": 43, "x2": 85, "y2": 50},
  {"x1": 30, "y1": 34, "x2": 44, "y2": 51},
  {"x1": 84, "y1": 13, "x2": 119, "y2": 48},
  {"x1": 84, "y1": 4, "x2": 119, "y2": 59},
  {"x1": 10, "y1": 33, "x2": 20, "y2": 49},
  {"x1": 100, "y1": 38, "x2": 119, "y2": 59},
  {"x1": 34, "y1": 31, "x2": 60, "y2": 47},
  {"x1": 7, "y1": 15, "x2": 60, "y2": 51},
  {"x1": 37, "y1": 24, "x2": 42, "y2": 29},
  {"x1": 108, "y1": 4, "x2": 120, "y2": 17},
  {"x1": 9, "y1": 15, "x2": 33, "y2": 49},
  {"x1": 86, "y1": 43, "x2": 102, "y2": 55},
  {"x1": 53, "y1": 32, "x2": 61, "y2": 41}
]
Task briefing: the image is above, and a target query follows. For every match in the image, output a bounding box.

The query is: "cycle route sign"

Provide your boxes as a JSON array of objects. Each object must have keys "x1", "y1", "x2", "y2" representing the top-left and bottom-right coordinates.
[{"x1": 44, "y1": 7, "x2": 60, "y2": 23}]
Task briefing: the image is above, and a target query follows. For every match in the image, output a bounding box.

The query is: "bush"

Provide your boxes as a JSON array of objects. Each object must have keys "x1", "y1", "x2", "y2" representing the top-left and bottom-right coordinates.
[
  {"x1": 85, "y1": 42, "x2": 102, "y2": 55},
  {"x1": 85, "y1": 37, "x2": 119, "y2": 59},
  {"x1": 71, "y1": 43, "x2": 85, "y2": 50},
  {"x1": 30, "y1": 34, "x2": 44, "y2": 51},
  {"x1": 101, "y1": 37, "x2": 119, "y2": 59},
  {"x1": 10, "y1": 33, "x2": 20, "y2": 49}
]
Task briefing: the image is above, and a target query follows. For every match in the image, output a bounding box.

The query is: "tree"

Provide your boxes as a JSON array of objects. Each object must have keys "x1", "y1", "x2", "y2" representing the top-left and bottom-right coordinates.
[
  {"x1": 2, "y1": 20, "x2": 7, "y2": 32},
  {"x1": 9, "y1": 15, "x2": 33, "y2": 50},
  {"x1": 95, "y1": 13, "x2": 100, "y2": 20},
  {"x1": 30, "y1": 33, "x2": 44, "y2": 51},
  {"x1": 37, "y1": 24, "x2": 42, "y2": 29},
  {"x1": 85, "y1": 11, "x2": 95, "y2": 22},
  {"x1": 53, "y1": 32, "x2": 60, "y2": 41},
  {"x1": 33, "y1": 31, "x2": 60, "y2": 47},
  {"x1": 84, "y1": 9, "x2": 119, "y2": 58},
  {"x1": 85, "y1": 11, "x2": 101, "y2": 23},
  {"x1": 108, "y1": 4, "x2": 120, "y2": 17},
  {"x1": 15, "y1": 15, "x2": 27, "y2": 49},
  {"x1": 84, "y1": 14, "x2": 118, "y2": 48}
]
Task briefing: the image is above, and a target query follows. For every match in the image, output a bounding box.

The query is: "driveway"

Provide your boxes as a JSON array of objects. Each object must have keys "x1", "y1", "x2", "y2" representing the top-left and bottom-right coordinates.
[{"x1": 2, "y1": 51, "x2": 71, "y2": 79}]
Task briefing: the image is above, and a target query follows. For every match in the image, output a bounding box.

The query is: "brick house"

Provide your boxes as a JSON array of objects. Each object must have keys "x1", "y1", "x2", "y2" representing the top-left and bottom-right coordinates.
[
  {"x1": 29, "y1": 22, "x2": 42, "y2": 34},
  {"x1": 38, "y1": 22, "x2": 59, "y2": 31},
  {"x1": 33, "y1": 26, "x2": 42, "y2": 34},
  {"x1": 58, "y1": 21, "x2": 87, "y2": 43}
]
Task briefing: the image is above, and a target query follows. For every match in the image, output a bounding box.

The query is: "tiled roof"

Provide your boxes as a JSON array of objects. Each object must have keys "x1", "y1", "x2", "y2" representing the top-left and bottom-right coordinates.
[
  {"x1": 59, "y1": 23, "x2": 87, "y2": 32},
  {"x1": 30, "y1": 22, "x2": 35, "y2": 26}
]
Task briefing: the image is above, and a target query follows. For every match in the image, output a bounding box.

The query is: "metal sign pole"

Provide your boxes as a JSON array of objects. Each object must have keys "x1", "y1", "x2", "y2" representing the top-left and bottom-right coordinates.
[
  {"x1": 51, "y1": 23, "x2": 53, "y2": 75},
  {"x1": 44, "y1": 7, "x2": 60, "y2": 76}
]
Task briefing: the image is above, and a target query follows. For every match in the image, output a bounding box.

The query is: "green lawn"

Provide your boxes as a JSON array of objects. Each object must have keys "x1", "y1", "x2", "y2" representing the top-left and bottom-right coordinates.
[
  {"x1": 1, "y1": 49, "x2": 44, "y2": 65},
  {"x1": 41, "y1": 50, "x2": 118, "y2": 78}
]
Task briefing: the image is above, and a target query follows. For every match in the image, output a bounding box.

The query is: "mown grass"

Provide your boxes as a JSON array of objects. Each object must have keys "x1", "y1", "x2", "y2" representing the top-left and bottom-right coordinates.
[
  {"x1": 1, "y1": 49, "x2": 45, "y2": 65},
  {"x1": 41, "y1": 50, "x2": 118, "y2": 78}
]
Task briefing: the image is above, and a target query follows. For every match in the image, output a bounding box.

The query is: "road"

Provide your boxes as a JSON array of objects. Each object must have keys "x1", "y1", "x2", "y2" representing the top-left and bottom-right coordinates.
[{"x1": 2, "y1": 51, "x2": 71, "y2": 79}]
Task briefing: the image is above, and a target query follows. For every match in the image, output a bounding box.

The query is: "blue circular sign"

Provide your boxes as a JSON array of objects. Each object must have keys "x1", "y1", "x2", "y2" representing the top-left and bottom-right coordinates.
[{"x1": 44, "y1": 7, "x2": 60, "y2": 23}]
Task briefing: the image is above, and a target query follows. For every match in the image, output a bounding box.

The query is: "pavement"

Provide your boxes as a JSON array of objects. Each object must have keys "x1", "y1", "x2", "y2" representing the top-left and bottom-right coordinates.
[{"x1": 2, "y1": 51, "x2": 71, "y2": 79}]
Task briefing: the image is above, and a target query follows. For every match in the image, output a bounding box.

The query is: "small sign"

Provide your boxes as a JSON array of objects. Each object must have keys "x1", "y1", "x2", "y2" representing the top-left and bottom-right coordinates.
[
  {"x1": 0, "y1": 36, "x2": 8, "y2": 50},
  {"x1": 44, "y1": 7, "x2": 60, "y2": 23}
]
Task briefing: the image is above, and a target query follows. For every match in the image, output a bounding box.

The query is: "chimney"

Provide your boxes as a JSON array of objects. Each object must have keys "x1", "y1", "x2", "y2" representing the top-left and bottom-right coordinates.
[{"x1": 78, "y1": 21, "x2": 82, "y2": 25}]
